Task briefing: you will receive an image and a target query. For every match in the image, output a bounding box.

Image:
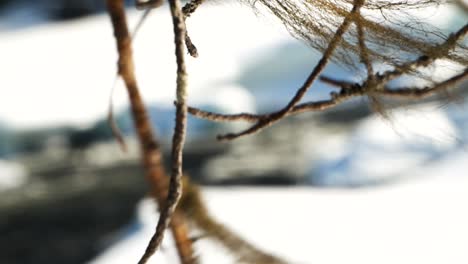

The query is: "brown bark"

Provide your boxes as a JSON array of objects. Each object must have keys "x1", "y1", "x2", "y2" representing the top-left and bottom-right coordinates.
[{"x1": 105, "y1": 1, "x2": 196, "y2": 263}]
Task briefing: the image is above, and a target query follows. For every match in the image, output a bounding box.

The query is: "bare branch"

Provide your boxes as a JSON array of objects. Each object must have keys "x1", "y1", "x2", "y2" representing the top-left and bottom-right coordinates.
[
  {"x1": 187, "y1": 20, "x2": 466, "y2": 128},
  {"x1": 242, "y1": 0, "x2": 467, "y2": 68},
  {"x1": 182, "y1": 0, "x2": 206, "y2": 57},
  {"x1": 380, "y1": 68, "x2": 468, "y2": 98},
  {"x1": 105, "y1": 1, "x2": 196, "y2": 264},
  {"x1": 132, "y1": 8, "x2": 153, "y2": 39},
  {"x1": 355, "y1": 18, "x2": 374, "y2": 81},
  {"x1": 107, "y1": 103, "x2": 128, "y2": 152},
  {"x1": 213, "y1": 0, "x2": 365, "y2": 141},
  {"x1": 179, "y1": 177, "x2": 289, "y2": 264},
  {"x1": 135, "y1": 0, "x2": 164, "y2": 10},
  {"x1": 320, "y1": 76, "x2": 356, "y2": 89},
  {"x1": 106, "y1": 76, "x2": 129, "y2": 152},
  {"x1": 354, "y1": 8, "x2": 390, "y2": 118},
  {"x1": 188, "y1": 67, "x2": 467, "y2": 125},
  {"x1": 137, "y1": 0, "x2": 189, "y2": 262},
  {"x1": 187, "y1": 105, "x2": 260, "y2": 123},
  {"x1": 107, "y1": 1, "x2": 467, "y2": 262},
  {"x1": 187, "y1": 91, "x2": 362, "y2": 123},
  {"x1": 378, "y1": 23, "x2": 468, "y2": 83}
]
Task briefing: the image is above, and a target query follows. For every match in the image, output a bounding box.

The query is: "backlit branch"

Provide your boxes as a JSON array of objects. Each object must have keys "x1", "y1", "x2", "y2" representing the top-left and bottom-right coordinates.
[
  {"x1": 215, "y1": 0, "x2": 366, "y2": 141},
  {"x1": 354, "y1": 6, "x2": 389, "y2": 118},
  {"x1": 187, "y1": 68, "x2": 467, "y2": 124},
  {"x1": 106, "y1": 1, "x2": 467, "y2": 263},
  {"x1": 187, "y1": 21, "x2": 467, "y2": 133},
  {"x1": 378, "y1": 23, "x2": 468, "y2": 84}
]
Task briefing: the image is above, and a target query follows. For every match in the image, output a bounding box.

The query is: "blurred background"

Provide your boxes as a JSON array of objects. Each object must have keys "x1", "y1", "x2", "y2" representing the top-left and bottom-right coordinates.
[{"x1": 0, "y1": 1, "x2": 467, "y2": 264}]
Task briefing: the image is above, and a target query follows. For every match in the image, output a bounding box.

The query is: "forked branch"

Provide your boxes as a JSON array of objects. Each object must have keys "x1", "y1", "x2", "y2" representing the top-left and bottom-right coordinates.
[
  {"x1": 105, "y1": 1, "x2": 467, "y2": 263},
  {"x1": 187, "y1": 19, "x2": 467, "y2": 134},
  {"x1": 214, "y1": 0, "x2": 366, "y2": 141},
  {"x1": 188, "y1": 67, "x2": 467, "y2": 123}
]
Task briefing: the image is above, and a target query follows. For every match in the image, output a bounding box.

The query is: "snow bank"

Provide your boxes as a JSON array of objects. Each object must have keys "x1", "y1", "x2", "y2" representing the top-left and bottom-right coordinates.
[
  {"x1": 90, "y1": 167, "x2": 468, "y2": 264},
  {"x1": 0, "y1": 159, "x2": 28, "y2": 190},
  {"x1": 0, "y1": 4, "x2": 291, "y2": 129},
  {"x1": 310, "y1": 103, "x2": 462, "y2": 186}
]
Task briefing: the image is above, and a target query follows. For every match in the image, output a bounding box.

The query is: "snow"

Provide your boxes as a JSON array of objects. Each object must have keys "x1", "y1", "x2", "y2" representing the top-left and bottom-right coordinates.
[
  {"x1": 86, "y1": 104, "x2": 465, "y2": 263},
  {"x1": 90, "y1": 162, "x2": 468, "y2": 264},
  {"x1": 0, "y1": 4, "x2": 291, "y2": 129},
  {"x1": 0, "y1": 3, "x2": 463, "y2": 130},
  {"x1": 88, "y1": 96, "x2": 468, "y2": 263},
  {"x1": 0, "y1": 159, "x2": 28, "y2": 190},
  {"x1": 309, "y1": 103, "x2": 465, "y2": 186},
  {"x1": 1, "y1": 4, "x2": 466, "y2": 263}
]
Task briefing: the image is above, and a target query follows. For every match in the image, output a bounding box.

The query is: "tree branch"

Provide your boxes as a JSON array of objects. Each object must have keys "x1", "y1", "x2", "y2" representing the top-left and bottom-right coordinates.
[
  {"x1": 215, "y1": 0, "x2": 366, "y2": 141},
  {"x1": 182, "y1": 0, "x2": 206, "y2": 57},
  {"x1": 137, "y1": 0, "x2": 189, "y2": 263},
  {"x1": 105, "y1": 1, "x2": 196, "y2": 264},
  {"x1": 187, "y1": 22, "x2": 467, "y2": 128},
  {"x1": 179, "y1": 177, "x2": 288, "y2": 264}
]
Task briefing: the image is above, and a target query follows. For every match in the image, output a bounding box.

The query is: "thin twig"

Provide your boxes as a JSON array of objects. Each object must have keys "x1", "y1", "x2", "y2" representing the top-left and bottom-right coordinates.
[
  {"x1": 182, "y1": 0, "x2": 206, "y2": 57},
  {"x1": 319, "y1": 76, "x2": 356, "y2": 89},
  {"x1": 137, "y1": 0, "x2": 189, "y2": 263},
  {"x1": 188, "y1": 67, "x2": 467, "y2": 124},
  {"x1": 107, "y1": 76, "x2": 128, "y2": 152},
  {"x1": 378, "y1": 23, "x2": 468, "y2": 83},
  {"x1": 106, "y1": 6, "x2": 159, "y2": 153},
  {"x1": 179, "y1": 177, "x2": 289, "y2": 264},
  {"x1": 216, "y1": 0, "x2": 365, "y2": 141},
  {"x1": 135, "y1": 0, "x2": 164, "y2": 10},
  {"x1": 355, "y1": 8, "x2": 389, "y2": 118},
  {"x1": 188, "y1": 93, "x2": 360, "y2": 123},
  {"x1": 187, "y1": 22, "x2": 467, "y2": 126},
  {"x1": 379, "y1": 68, "x2": 468, "y2": 98},
  {"x1": 187, "y1": 105, "x2": 260, "y2": 123},
  {"x1": 132, "y1": 8, "x2": 153, "y2": 38},
  {"x1": 105, "y1": 1, "x2": 196, "y2": 264},
  {"x1": 356, "y1": 19, "x2": 373, "y2": 81}
]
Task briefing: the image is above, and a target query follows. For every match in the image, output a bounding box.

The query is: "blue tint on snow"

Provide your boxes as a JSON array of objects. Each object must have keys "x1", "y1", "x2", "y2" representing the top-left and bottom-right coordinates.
[
  {"x1": 115, "y1": 104, "x2": 229, "y2": 142},
  {"x1": 236, "y1": 42, "x2": 359, "y2": 111},
  {"x1": 309, "y1": 100, "x2": 468, "y2": 187}
]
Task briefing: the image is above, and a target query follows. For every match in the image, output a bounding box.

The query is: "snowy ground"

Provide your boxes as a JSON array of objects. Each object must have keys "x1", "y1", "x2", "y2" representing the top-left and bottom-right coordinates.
[
  {"x1": 90, "y1": 156, "x2": 468, "y2": 264},
  {"x1": 0, "y1": 159, "x2": 28, "y2": 190},
  {"x1": 0, "y1": 2, "x2": 463, "y2": 129},
  {"x1": 0, "y1": 3, "x2": 291, "y2": 129},
  {"x1": 309, "y1": 102, "x2": 468, "y2": 186},
  {"x1": 1, "y1": 3, "x2": 467, "y2": 263}
]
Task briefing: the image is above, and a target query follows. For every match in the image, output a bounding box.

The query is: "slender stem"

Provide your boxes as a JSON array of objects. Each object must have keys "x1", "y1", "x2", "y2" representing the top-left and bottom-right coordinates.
[
  {"x1": 180, "y1": 177, "x2": 288, "y2": 264},
  {"x1": 182, "y1": 0, "x2": 206, "y2": 57},
  {"x1": 105, "y1": 1, "x2": 196, "y2": 264},
  {"x1": 187, "y1": 22, "x2": 467, "y2": 127},
  {"x1": 380, "y1": 69, "x2": 468, "y2": 98},
  {"x1": 188, "y1": 68, "x2": 467, "y2": 122},
  {"x1": 137, "y1": 0, "x2": 190, "y2": 263},
  {"x1": 379, "y1": 24, "x2": 468, "y2": 83},
  {"x1": 135, "y1": 0, "x2": 164, "y2": 10},
  {"x1": 216, "y1": 0, "x2": 365, "y2": 141}
]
